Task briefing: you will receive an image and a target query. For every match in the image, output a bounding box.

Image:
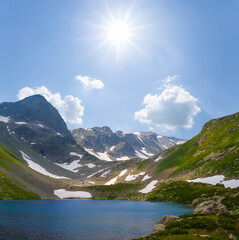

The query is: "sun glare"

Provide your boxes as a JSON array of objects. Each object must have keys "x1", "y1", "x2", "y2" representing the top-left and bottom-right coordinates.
[
  {"x1": 85, "y1": 3, "x2": 148, "y2": 61},
  {"x1": 108, "y1": 21, "x2": 130, "y2": 42}
]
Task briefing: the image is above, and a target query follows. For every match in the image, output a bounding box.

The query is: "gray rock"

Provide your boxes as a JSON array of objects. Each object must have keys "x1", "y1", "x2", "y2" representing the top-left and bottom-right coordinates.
[
  {"x1": 71, "y1": 127, "x2": 185, "y2": 160},
  {"x1": 193, "y1": 200, "x2": 227, "y2": 214},
  {"x1": 157, "y1": 215, "x2": 179, "y2": 225},
  {"x1": 153, "y1": 223, "x2": 165, "y2": 232},
  {"x1": 153, "y1": 215, "x2": 179, "y2": 233},
  {"x1": 0, "y1": 95, "x2": 90, "y2": 164}
]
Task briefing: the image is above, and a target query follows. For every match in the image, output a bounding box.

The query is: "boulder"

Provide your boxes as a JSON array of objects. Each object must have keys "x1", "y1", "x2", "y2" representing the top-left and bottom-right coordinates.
[
  {"x1": 157, "y1": 215, "x2": 179, "y2": 225},
  {"x1": 193, "y1": 200, "x2": 227, "y2": 214},
  {"x1": 153, "y1": 215, "x2": 178, "y2": 233},
  {"x1": 153, "y1": 223, "x2": 165, "y2": 232}
]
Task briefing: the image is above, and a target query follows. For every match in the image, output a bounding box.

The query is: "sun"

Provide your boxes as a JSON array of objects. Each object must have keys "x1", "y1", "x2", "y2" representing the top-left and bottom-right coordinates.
[
  {"x1": 107, "y1": 20, "x2": 131, "y2": 42},
  {"x1": 84, "y1": 3, "x2": 148, "y2": 61}
]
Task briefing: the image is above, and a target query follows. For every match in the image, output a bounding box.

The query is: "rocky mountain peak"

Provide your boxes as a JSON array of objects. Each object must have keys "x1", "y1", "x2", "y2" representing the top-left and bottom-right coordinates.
[
  {"x1": 0, "y1": 95, "x2": 93, "y2": 164},
  {"x1": 71, "y1": 126, "x2": 186, "y2": 161}
]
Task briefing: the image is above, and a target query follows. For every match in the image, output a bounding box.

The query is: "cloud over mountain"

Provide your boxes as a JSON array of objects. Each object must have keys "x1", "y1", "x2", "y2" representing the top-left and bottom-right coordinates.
[
  {"x1": 76, "y1": 75, "x2": 104, "y2": 89},
  {"x1": 134, "y1": 76, "x2": 201, "y2": 130},
  {"x1": 17, "y1": 86, "x2": 84, "y2": 124}
]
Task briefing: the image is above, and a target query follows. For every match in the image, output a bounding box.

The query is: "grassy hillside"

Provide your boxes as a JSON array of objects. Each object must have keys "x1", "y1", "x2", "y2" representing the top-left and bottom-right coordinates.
[
  {"x1": 133, "y1": 213, "x2": 239, "y2": 240},
  {"x1": 135, "y1": 112, "x2": 239, "y2": 180},
  {"x1": 0, "y1": 144, "x2": 40, "y2": 199},
  {"x1": 0, "y1": 122, "x2": 81, "y2": 180},
  {"x1": 0, "y1": 126, "x2": 71, "y2": 199},
  {"x1": 147, "y1": 181, "x2": 239, "y2": 211}
]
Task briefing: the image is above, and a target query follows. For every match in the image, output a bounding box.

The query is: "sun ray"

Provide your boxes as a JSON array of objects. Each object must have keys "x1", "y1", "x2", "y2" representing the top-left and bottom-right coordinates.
[
  {"x1": 126, "y1": 38, "x2": 149, "y2": 59},
  {"x1": 81, "y1": 2, "x2": 150, "y2": 61}
]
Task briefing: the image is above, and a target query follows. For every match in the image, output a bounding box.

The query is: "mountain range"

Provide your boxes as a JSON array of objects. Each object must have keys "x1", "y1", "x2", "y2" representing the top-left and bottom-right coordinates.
[
  {"x1": 0, "y1": 94, "x2": 238, "y2": 201},
  {"x1": 71, "y1": 127, "x2": 185, "y2": 161}
]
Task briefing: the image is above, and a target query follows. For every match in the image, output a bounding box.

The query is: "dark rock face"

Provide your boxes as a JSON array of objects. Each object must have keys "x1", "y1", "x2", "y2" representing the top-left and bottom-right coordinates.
[
  {"x1": 72, "y1": 127, "x2": 122, "y2": 153},
  {"x1": 0, "y1": 95, "x2": 70, "y2": 137},
  {"x1": 109, "y1": 142, "x2": 135, "y2": 158},
  {"x1": 0, "y1": 95, "x2": 90, "y2": 163},
  {"x1": 71, "y1": 127, "x2": 186, "y2": 160}
]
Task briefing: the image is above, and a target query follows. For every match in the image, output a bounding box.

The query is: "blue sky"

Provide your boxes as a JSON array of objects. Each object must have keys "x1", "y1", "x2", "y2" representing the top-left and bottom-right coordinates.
[{"x1": 0, "y1": 0, "x2": 238, "y2": 139}]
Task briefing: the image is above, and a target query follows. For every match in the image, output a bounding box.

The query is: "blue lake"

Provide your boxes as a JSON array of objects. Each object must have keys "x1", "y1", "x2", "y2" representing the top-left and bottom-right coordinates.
[{"x1": 0, "y1": 200, "x2": 193, "y2": 240}]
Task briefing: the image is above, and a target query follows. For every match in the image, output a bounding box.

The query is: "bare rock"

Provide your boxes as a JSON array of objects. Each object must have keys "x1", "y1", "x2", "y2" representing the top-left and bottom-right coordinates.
[
  {"x1": 157, "y1": 215, "x2": 179, "y2": 225},
  {"x1": 153, "y1": 223, "x2": 165, "y2": 232},
  {"x1": 153, "y1": 215, "x2": 179, "y2": 232},
  {"x1": 193, "y1": 200, "x2": 227, "y2": 214}
]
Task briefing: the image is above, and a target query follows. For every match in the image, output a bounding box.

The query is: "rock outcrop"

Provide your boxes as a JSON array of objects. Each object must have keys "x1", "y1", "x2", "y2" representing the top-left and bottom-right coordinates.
[
  {"x1": 193, "y1": 196, "x2": 228, "y2": 214},
  {"x1": 193, "y1": 200, "x2": 227, "y2": 214},
  {"x1": 153, "y1": 215, "x2": 179, "y2": 232}
]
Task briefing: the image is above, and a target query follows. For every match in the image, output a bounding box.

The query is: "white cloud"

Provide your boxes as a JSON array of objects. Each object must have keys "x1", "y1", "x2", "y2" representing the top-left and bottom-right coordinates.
[
  {"x1": 134, "y1": 76, "x2": 201, "y2": 130},
  {"x1": 17, "y1": 86, "x2": 84, "y2": 124},
  {"x1": 75, "y1": 75, "x2": 104, "y2": 89},
  {"x1": 162, "y1": 74, "x2": 179, "y2": 84}
]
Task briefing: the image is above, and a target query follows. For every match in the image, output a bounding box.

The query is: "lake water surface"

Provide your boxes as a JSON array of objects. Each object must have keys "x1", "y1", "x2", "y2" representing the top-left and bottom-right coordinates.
[{"x1": 0, "y1": 200, "x2": 193, "y2": 240}]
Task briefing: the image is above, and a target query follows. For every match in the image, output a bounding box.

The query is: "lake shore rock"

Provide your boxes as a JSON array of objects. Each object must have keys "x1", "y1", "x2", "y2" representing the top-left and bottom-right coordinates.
[
  {"x1": 193, "y1": 196, "x2": 228, "y2": 214},
  {"x1": 153, "y1": 215, "x2": 179, "y2": 232}
]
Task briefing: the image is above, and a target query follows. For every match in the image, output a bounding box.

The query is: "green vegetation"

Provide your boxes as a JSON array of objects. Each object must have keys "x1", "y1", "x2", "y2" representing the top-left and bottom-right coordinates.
[
  {"x1": 0, "y1": 171, "x2": 40, "y2": 200},
  {"x1": 133, "y1": 214, "x2": 239, "y2": 240},
  {"x1": 222, "y1": 196, "x2": 239, "y2": 211},
  {"x1": 0, "y1": 138, "x2": 58, "y2": 199},
  {"x1": 166, "y1": 217, "x2": 218, "y2": 230},
  {"x1": 147, "y1": 181, "x2": 239, "y2": 211},
  {"x1": 80, "y1": 183, "x2": 145, "y2": 200},
  {"x1": 155, "y1": 112, "x2": 239, "y2": 178}
]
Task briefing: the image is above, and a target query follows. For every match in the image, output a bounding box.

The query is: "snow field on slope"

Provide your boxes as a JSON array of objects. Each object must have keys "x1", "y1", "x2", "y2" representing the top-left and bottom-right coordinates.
[{"x1": 20, "y1": 151, "x2": 68, "y2": 179}]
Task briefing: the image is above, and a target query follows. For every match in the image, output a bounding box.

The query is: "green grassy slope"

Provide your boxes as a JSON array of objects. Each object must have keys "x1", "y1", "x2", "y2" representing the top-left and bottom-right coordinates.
[
  {"x1": 0, "y1": 144, "x2": 40, "y2": 199},
  {"x1": 135, "y1": 112, "x2": 239, "y2": 180},
  {"x1": 0, "y1": 122, "x2": 81, "y2": 180},
  {"x1": 133, "y1": 213, "x2": 239, "y2": 240},
  {"x1": 0, "y1": 123, "x2": 74, "y2": 199}
]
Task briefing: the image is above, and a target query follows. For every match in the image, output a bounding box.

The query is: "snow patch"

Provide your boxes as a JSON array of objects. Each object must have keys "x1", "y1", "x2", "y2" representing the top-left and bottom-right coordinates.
[
  {"x1": 222, "y1": 179, "x2": 239, "y2": 188},
  {"x1": 85, "y1": 163, "x2": 96, "y2": 168},
  {"x1": 70, "y1": 152, "x2": 83, "y2": 159},
  {"x1": 139, "y1": 180, "x2": 158, "y2": 193},
  {"x1": 0, "y1": 115, "x2": 10, "y2": 123},
  {"x1": 140, "y1": 148, "x2": 154, "y2": 157},
  {"x1": 87, "y1": 181, "x2": 95, "y2": 184},
  {"x1": 119, "y1": 169, "x2": 128, "y2": 177},
  {"x1": 87, "y1": 168, "x2": 107, "y2": 178},
  {"x1": 157, "y1": 135, "x2": 163, "y2": 139},
  {"x1": 142, "y1": 174, "x2": 151, "y2": 181},
  {"x1": 85, "y1": 148, "x2": 112, "y2": 161},
  {"x1": 7, "y1": 126, "x2": 11, "y2": 134},
  {"x1": 37, "y1": 124, "x2": 44, "y2": 128},
  {"x1": 56, "y1": 160, "x2": 82, "y2": 173},
  {"x1": 116, "y1": 156, "x2": 130, "y2": 161},
  {"x1": 187, "y1": 175, "x2": 239, "y2": 189},
  {"x1": 125, "y1": 172, "x2": 145, "y2": 182},
  {"x1": 104, "y1": 169, "x2": 128, "y2": 184},
  {"x1": 110, "y1": 145, "x2": 115, "y2": 151},
  {"x1": 105, "y1": 176, "x2": 118, "y2": 185},
  {"x1": 154, "y1": 156, "x2": 163, "y2": 162},
  {"x1": 54, "y1": 189, "x2": 92, "y2": 199},
  {"x1": 135, "y1": 150, "x2": 148, "y2": 159},
  {"x1": 100, "y1": 170, "x2": 111, "y2": 177},
  {"x1": 122, "y1": 131, "x2": 130, "y2": 135},
  {"x1": 15, "y1": 121, "x2": 27, "y2": 125},
  {"x1": 177, "y1": 140, "x2": 187, "y2": 145},
  {"x1": 20, "y1": 151, "x2": 68, "y2": 179}
]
